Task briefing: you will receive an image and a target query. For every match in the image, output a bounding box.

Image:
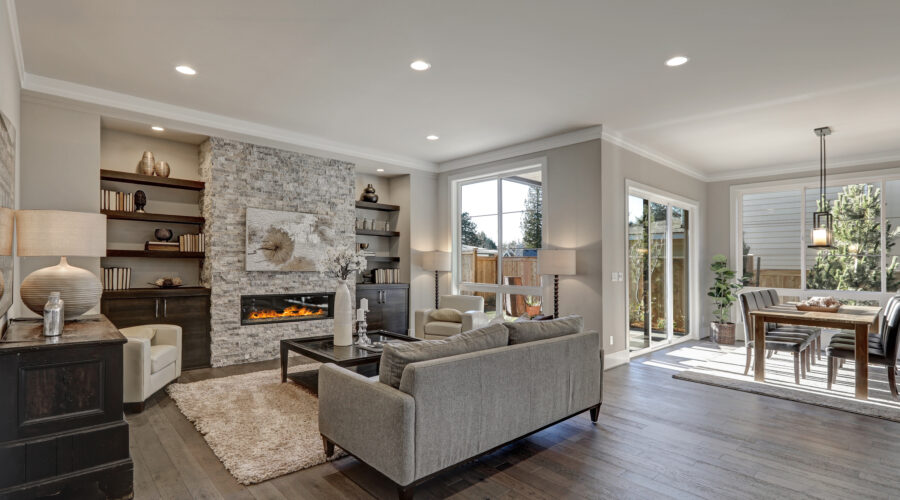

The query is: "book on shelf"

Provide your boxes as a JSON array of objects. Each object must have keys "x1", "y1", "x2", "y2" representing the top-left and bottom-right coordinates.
[
  {"x1": 101, "y1": 189, "x2": 134, "y2": 212},
  {"x1": 373, "y1": 268, "x2": 401, "y2": 284},
  {"x1": 178, "y1": 233, "x2": 204, "y2": 252},
  {"x1": 102, "y1": 267, "x2": 131, "y2": 290},
  {"x1": 145, "y1": 241, "x2": 180, "y2": 252}
]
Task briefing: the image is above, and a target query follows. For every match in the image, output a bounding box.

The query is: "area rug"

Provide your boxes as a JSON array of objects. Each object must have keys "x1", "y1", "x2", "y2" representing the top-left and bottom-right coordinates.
[
  {"x1": 166, "y1": 365, "x2": 344, "y2": 484},
  {"x1": 673, "y1": 347, "x2": 900, "y2": 422}
]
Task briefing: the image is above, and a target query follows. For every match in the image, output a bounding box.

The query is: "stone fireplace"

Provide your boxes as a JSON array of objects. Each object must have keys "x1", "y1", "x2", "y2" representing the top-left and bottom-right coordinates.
[{"x1": 240, "y1": 292, "x2": 334, "y2": 325}]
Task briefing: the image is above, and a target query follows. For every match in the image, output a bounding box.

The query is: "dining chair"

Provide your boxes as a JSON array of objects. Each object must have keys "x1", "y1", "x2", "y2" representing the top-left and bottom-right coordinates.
[
  {"x1": 827, "y1": 296, "x2": 900, "y2": 399},
  {"x1": 739, "y1": 289, "x2": 820, "y2": 384}
]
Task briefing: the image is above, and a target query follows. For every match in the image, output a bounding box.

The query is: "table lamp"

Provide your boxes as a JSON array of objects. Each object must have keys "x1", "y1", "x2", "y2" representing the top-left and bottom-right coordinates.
[
  {"x1": 0, "y1": 208, "x2": 13, "y2": 299},
  {"x1": 538, "y1": 249, "x2": 576, "y2": 318},
  {"x1": 16, "y1": 210, "x2": 107, "y2": 319},
  {"x1": 423, "y1": 251, "x2": 451, "y2": 309}
]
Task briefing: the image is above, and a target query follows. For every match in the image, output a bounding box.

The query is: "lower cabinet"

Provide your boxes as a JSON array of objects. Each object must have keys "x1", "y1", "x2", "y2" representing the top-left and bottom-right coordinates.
[
  {"x1": 101, "y1": 287, "x2": 211, "y2": 370},
  {"x1": 356, "y1": 283, "x2": 409, "y2": 334}
]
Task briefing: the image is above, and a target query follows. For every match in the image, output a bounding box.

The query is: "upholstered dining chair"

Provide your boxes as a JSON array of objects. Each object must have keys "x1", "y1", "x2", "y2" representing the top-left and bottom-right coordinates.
[
  {"x1": 739, "y1": 289, "x2": 820, "y2": 384},
  {"x1": 827, "y1": 296, "x2": 900, "y2": 399}
]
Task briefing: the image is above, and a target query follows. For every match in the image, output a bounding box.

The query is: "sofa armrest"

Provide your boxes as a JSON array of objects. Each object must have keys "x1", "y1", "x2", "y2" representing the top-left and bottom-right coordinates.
[
  {"x1": 147, "y1": 324, "x2": 183, "y2": 377},
  {"x1": 122, "y1": 337, "x2": 151, "y2": 403},
  {"x1": 414, "y1": 308, "x2": 434, "y2": 338},
  {"x1": 318, "y1": 363, "x2": 416, "y2": 486},
  {"x1": 460, "y1": 310, "x2": 489, "y2": 332}
]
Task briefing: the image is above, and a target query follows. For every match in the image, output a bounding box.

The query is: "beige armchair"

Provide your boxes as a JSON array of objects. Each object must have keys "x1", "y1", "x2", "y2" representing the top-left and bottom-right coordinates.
[
  {"x1": 415, "y1": 295, "x2": 489, "y2": 339},
  {"x1": 121, "y1": 324, "x2": 182, "y2": 411}
]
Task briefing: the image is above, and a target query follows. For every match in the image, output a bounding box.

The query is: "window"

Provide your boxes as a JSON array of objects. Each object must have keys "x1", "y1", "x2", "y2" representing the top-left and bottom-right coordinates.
[
  {"x1": 455, "y1": 166, "x2": 544, "y2": 320},
  {"x1": 737, "y1": 174, "x2": 900, "y2": 294}
]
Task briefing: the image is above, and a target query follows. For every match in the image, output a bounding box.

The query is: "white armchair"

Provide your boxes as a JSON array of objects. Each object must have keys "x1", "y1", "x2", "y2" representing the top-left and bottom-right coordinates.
[
  {"x1": 121, "y1": 324, "x2": 182, "y2": 411},
  {"x1": 415, "y1": 295, "x2": 489, "y2": 340}
]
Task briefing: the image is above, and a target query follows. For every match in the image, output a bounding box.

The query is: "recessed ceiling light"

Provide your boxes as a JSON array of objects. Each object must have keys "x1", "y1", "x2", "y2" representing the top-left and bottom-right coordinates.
[
  {"x1": 376, "y1": 168, "x2": 385, "y2": 172},
  {"x1": 175, "y1": 65, "x2": 197, "y2": 75},
  {"x1": 410, "y1": 60, "x2": 431, "y2": 71},
  {"x1": 151, "y1": 126, "x2": 165, "y2": 132},
  {"x1": 665, "y1": 56, "x2": 689, "y2": 67},
  {"x1": 426, "y1": 135, "x2": 439, "y2": 141}
]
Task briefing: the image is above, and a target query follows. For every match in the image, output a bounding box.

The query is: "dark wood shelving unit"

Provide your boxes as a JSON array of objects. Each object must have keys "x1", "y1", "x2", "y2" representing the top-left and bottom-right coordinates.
[
  {"x1": 100, "y1": 169, "x2": 205, "y2": 191},
  {"x1": 355, "y1": 200, "x2": 401, "y2": 212},
  {"x1": 356, "y1": 229, "x2": 400, "y2": 237},
  {"x1": 102, "y1": 209, "x2": 204, "y2": 225},
  {"x1": 106, "y1": 249, "x2": 205, "y2": 259},
  {"x1": 102, "y1": 287, "x2": 210, "y2": 299},
  {"x1": 365, "y1": 256, "x2": 400, "y2": 263}
]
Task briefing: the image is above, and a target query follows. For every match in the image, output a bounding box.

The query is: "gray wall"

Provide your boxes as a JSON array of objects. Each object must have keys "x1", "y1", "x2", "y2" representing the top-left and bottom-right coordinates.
[
  {"x1": 19, "y1": 98, "x2": 101, "y2": 317},
  {"x1": 0, "y1": 0, "x2": 20, "y2": 323}
]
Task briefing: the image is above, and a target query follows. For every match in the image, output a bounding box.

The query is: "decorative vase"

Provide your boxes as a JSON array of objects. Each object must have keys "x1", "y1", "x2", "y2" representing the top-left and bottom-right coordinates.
[
  {"x1": 137, "y1": 151, "x2": 155, "y2": 176},
  {"x1": 134, "y1": 190, "x2": 147, "y2": 213},
  {"x1": 154, "y1": 228, "x2": 173, "y2": 242},
  {"x1": 154, "y1": 160, "x2": 171, "y2": 177},
  {"x1": 362, "y1": 184, "x2": 378, "y2": 203},
  {"x1": 333, "y1": 280, "x2": 353, "y2": 346},
  {"x1": 20, "y1": 257, "x2": 102, "y2": 319}
]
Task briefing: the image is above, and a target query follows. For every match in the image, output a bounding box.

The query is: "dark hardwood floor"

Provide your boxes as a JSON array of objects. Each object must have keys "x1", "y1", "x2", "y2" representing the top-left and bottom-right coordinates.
[{"x1": 124, "y1": 341, "x2": 900, "y2": 499}]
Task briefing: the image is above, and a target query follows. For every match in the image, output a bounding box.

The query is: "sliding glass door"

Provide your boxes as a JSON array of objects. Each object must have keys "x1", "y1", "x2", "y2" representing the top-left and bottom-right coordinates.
[{"x1": 628, "y1": 188, "x2": 695, "y2": 353}]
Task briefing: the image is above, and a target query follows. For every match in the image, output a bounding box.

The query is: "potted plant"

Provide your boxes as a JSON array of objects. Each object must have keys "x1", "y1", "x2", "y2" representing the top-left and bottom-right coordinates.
[
  {"x1": 707, "y1": 254, "x2": 744, "y2": 345},
  {"x1": 524, "y1": 295, "x2": 542, "y2": 318}
]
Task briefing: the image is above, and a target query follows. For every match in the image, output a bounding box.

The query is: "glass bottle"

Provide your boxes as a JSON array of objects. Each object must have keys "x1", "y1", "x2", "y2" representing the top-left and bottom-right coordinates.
[{"x1": 43, "y1": 292, "x2": 64, "y2": 337}]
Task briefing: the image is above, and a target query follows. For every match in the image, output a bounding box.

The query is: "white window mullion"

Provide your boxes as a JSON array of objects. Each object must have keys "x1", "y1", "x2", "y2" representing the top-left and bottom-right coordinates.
[
  {"x1": 881, "y1": 179, "x2": 887, "y2": 293},
  {"x1": 800, "y1": 186, "x2": 807, "y2": 291},
  {"x1": 666, "y1": 204, "x2": 674, "y2": 343}
]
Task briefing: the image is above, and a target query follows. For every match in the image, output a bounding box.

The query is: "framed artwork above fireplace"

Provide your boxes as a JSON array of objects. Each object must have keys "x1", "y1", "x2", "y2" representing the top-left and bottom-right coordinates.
[{"x1": 245, "y1": 207, "x2": 337, "y2": 272}]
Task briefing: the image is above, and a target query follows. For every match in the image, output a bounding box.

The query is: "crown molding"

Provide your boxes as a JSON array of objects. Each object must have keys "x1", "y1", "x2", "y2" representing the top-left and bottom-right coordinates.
[
  {"x1": 599, "y1": 131, "x2": 709, "y2": 181},
  {"x1": 21, "y1": 73, "x2": 437, "y2": 172},
  {"x1": 5, "y1": 0, "x2": 23, "y2": 87},
  {"x1": 438, "y1": 125, "x2": 604, "y2": 172}
]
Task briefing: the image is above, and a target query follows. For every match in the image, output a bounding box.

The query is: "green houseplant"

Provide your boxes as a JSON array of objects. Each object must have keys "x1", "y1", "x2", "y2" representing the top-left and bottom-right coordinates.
[{"x1": 708, "y1": 254, "x2": 744, "y2": 345}]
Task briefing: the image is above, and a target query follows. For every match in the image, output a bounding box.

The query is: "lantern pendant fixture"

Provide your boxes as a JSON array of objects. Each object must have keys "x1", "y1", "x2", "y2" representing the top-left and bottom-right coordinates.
[{"x1": 809, "y1": 126, "x2": 833, "y2": 248}]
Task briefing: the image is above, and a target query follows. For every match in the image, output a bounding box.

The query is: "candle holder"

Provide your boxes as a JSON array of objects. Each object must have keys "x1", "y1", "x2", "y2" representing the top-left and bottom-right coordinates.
[{"x1": 356, "y1": 319, "x2": 372, "y2": 346}]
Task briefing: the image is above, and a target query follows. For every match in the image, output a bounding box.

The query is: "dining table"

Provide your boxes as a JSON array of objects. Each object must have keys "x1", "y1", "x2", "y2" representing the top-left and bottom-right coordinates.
[{"x1": 749, "y1": 303, "x2": 882, "y2": 399}]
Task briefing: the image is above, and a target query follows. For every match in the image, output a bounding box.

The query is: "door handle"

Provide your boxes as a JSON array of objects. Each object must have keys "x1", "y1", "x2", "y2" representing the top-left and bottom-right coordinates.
[
  {"x1": 155, "y1": 299, "x2": 159, "y2": 318},
  {"x1": 380, "y1": 290, "x2": 385, "y2": 303},
  {"x1": 163, "y1": 298, "x2": 168, "y2": 317}
]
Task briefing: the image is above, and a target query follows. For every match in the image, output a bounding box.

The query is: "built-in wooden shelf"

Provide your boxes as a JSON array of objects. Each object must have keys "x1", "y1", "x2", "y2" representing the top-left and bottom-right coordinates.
[
  {"x1": 102, "y1": 287, "x2": 211, "y2": 299},
  {"x1": 102, "y1": 209, "x2": 204, "y2": 225},
  {"x1": 100, "y1": 169, "x2": 205, "y2": 191},
  {"x1": 365, "y1": 256, "x2": 400, "y2": 263},
  {"x1": 355, "y1": 201, "x2": 401, "y2": 212},
  {"x1": 356, "y1": 229, "x2": 400, "y2": 237},
  {"x1": 104, "y1": 249, "x2": 205, "y2": 259}
]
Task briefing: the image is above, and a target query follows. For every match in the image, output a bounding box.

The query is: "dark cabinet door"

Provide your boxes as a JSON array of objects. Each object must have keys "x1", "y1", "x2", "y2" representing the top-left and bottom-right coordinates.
[
  {"x1": 356, "y1": 287, "x2": 383, "y2": 330},
  {"x1": 101, "y1": 297, "x2": 159, "y2": 327},
  {"x1": 160, "y1": 296, "x2": 211, "y2": 370},
  {"x1": 381, "y1": 287, "x2": 409, "y2": 334}
]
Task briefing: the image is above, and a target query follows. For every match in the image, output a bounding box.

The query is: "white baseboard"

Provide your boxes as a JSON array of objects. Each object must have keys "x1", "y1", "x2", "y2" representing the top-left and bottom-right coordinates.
[{"x1": 604, "y1": 349, "x2": 630, "y2": 370}]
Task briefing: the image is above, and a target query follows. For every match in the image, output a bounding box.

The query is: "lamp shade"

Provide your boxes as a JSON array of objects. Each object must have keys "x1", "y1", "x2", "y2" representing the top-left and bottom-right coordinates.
[
  {"x1": 16, "y1": 210, "x2": 107, "y2": 257},
  {"x1": 423, "y1": 250, "x2": 451, "y2": 272},
  {"x1": 538, "y1": 249, "x2": 576, "y2": 276},
  {"x1": 0, "y1": 207, "x2": 13, "y2": 256}
]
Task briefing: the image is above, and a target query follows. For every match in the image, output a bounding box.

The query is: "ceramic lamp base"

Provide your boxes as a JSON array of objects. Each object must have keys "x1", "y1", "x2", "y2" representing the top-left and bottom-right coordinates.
[{"x1": 20, "y1": 257, "x2": 102, "y2": 319}]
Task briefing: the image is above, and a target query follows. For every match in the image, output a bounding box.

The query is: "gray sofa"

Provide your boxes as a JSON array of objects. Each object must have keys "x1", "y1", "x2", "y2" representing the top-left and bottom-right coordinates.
[{"x1": 318, "y1": 317, "x2": 603, "y2": 499}]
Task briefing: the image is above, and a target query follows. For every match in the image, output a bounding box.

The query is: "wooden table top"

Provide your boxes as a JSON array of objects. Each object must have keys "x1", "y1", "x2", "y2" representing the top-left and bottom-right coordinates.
[
  {"x1": 749, "y1": 304, "x2": 881, "y2": 325},
  {"x1": 0, "y1": 315, "x2": 125, "y2": 352}
]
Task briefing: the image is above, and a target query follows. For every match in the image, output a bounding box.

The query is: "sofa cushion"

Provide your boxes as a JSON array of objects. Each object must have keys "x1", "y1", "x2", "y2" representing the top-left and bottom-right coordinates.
[
  {"x1": 379, "y1": 324, "x2": 509, "y2": 388},
  {"x1": 506, "y1": 315, "x2": 584, "y2": 345},
  {"x1": 424, "y1": 321, "x2": 463, "y2": 337},
  {"x1": 123, "y1": 326, "x2": 155, "y2": 341},
  {"x1": 430, "y1": 308, "x2": 463, "y2": 323},
  {"x1": 150, "y1": 344, "x2": 177, "y2": 373}
]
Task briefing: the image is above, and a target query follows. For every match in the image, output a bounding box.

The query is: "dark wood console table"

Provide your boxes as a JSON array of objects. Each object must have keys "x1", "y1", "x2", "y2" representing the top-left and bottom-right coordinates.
[{"x1": 0, "y1": 315, "x2": 133, "y2": 499}]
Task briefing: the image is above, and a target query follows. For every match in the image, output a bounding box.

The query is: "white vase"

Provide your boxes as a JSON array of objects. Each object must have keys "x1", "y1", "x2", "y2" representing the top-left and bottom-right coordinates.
[{"x1": 333, "y1": 280, "x2": 353, "y2": 346}]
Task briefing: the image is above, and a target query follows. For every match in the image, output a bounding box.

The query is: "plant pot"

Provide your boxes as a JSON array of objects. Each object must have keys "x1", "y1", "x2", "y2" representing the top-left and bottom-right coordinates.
[
  {"x1": 525, "y1": 305, "x2": 541, "y2": 317},
  {"x1": 710, "y1": 322, "x2": 735, "y2": 345}
]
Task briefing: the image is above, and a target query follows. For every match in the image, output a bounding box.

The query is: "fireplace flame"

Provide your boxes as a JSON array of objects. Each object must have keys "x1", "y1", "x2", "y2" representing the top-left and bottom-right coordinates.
[{"x1": 248, "y1": 305, "x2": 325, "y2": 320}]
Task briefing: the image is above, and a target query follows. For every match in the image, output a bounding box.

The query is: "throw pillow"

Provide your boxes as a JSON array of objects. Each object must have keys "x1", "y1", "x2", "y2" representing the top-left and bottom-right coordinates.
[
  {"x1": 429, "y1": 308, "x2": 463, "y2": 323},
  {"x1": 379, "y1": 323, "x2": 509, "y2": 388},
  {"x1": 505, "y1": 315, "x2": 584, "y2": 345}
]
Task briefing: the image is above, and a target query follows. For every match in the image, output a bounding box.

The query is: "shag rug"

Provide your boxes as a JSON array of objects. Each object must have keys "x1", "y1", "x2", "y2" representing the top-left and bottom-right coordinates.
[
  {"x1": 166, "y1": 364, "x2": 344, "y2": 484},
  {"x1": 673, "y1": 346, "x2": 900, "y2": 422}
]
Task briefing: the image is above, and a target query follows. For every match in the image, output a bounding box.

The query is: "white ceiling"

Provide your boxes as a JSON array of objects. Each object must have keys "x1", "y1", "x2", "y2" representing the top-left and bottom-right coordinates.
[{"x1": 13, "y1": 0, "x2": 900, "y2": 179}]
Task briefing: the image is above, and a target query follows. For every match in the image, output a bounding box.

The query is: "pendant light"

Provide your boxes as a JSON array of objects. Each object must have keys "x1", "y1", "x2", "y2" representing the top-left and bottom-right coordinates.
[{"x1": 809, "y1": 126, "x2": 833, "y2": 248}]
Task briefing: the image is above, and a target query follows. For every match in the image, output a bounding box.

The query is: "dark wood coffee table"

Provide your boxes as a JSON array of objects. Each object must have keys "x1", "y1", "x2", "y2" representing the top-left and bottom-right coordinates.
[{"x1": 280, "y1": 331, "x2": 418, "y2": 392}]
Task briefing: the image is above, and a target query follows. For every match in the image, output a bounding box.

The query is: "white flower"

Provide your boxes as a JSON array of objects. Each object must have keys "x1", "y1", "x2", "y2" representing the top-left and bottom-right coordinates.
[{"x1": 316, "y1": 246, "x2": 367, "y2": 280}]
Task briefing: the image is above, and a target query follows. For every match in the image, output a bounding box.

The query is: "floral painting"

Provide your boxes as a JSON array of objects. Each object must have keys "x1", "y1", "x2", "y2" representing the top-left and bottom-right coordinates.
[{"x1": 245, "y1": 207, "x2": 336, "y2": 271}]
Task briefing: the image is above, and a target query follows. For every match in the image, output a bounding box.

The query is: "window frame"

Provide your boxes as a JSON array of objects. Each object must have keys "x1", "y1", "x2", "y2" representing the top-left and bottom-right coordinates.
[
  {"x1": 731, "y1": 167, "x2": 900, "y2": 304},
  {"x1": 450, "y1": 158, "x2": 548, "y2": 316}
]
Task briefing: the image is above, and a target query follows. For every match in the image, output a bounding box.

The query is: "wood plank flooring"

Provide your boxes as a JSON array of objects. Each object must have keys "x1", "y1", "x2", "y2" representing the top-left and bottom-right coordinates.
[{"x1": 117, "y1": 341, "x2": 900, "y2": 499}]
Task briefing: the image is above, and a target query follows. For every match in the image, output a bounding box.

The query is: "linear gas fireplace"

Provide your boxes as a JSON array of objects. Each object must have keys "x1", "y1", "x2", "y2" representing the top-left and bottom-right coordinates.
[{"x1": 240, "y1": 292, "x2": 334, "y2": 326}]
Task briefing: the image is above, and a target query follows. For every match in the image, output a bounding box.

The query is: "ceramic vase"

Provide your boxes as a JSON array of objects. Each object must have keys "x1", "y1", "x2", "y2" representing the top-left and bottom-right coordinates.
[
  {"x1": 154, "y1": 160, "x2": 171, "y2": 177},
  {"x1": 333, "y1": 280, "x2": 353, "y2": 346},
  {"x1": 137, "y1": 151, "x2": 155, "y2": 175},
  {"x1": 362, "y1": 184, "x2": 378, "y2": 202}
]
